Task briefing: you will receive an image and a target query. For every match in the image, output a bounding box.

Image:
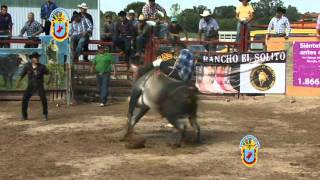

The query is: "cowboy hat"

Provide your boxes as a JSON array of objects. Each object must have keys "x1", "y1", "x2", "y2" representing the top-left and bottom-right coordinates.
[
  {"x1": 276, "y1": 7, "x2": 286, "y2": 14},
  {"x1": 77, "y1": 3, "x2": 88, "y2": 9},
  {"x1": 118, "y1": 11, "x2": 127, "y2": 17},
  {"x1": 29, "y1": 52, "x2": 41, "y2": 59},
  {"x1": 138, "y1": 14, "x2": 145, "y2": 21},
  {"x1": 200, "y1": 10, "x2": 211, "y2": 17}
]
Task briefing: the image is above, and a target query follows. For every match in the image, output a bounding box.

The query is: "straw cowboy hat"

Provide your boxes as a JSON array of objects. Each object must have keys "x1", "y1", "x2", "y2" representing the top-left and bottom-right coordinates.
[
  {"x1": 138, "y1": 14, "x2": 145, "y2": 21},
  {"x1": 78, "y1": 3, "x2": 88, "y2": 9},
  {"x1": 200, "y1": 10, "x2": 211, "y2": 17}
]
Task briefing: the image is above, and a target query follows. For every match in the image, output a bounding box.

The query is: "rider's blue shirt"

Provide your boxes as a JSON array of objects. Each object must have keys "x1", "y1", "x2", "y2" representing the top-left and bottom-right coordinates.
[{"x1": 176, "y1": 49, "x2": 194, "y2": 82}]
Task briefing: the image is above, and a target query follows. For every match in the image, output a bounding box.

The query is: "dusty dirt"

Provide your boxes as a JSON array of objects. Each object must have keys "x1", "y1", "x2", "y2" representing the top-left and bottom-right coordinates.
[{"x1": 0, "y1": 96, "x2": 320, "y2": 180}]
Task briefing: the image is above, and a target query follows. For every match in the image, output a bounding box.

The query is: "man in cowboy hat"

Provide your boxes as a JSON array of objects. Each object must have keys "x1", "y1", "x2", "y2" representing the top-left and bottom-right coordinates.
[
  {"x1": 135, "y1": 14, "x2": 151, "y2": 56},
  {"x1": 78, "y1": 3, "x2": 93, "y2": 61},
  {"x1": 17, "y1": 52, "x2": 52, "y2": 121},
  {"x1": 266, "y1": 7, "x2": 291, "y2": 39},
  {"x1": 128, "y1": 9, "x2": 139, "y2": 27},
  {"x1": 198, "y1": 10, "x2": 219, "y2": 50},
  {"x1": 114, "y1": 11, "x2": 135, "y2": 62},
  {"x1": 236, "y1": 0, "x2": 254, "y2": 41},
  {"x1": 69, "y1": 12, "x2": 93, "y2": 61}
]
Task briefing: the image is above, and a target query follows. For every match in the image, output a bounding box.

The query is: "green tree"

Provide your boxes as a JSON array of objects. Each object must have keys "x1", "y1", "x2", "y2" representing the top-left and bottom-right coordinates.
[
  {"x1": 213, "y1": 6, "x2": 236, "y2": 19},
  {"x1": 286, "y1": 5, "x2": 301, "y2": 22},
  {"x1": 252, "y1": 0, "x2": 284, "y2": 25},
  {"x1": 170, "y1": 3, "x2": 181, "y2": 17},
  {"x1": 123, "y1": 1, "x2": 146, "y2": 15}
]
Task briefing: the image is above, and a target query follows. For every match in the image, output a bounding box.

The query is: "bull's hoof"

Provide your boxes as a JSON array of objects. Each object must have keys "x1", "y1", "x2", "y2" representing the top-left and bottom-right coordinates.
[
  {"x1": 120, "y1": 135, "x2": 130, "y2": 142},
  {"x1": 125, "y1": 136, "x2": 146, "y2": 149}
]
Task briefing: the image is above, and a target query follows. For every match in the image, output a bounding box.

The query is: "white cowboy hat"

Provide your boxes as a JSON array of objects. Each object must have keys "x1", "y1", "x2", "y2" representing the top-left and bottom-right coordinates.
[
  {"x1": 200, "y1": 10, "x2": 211, "y2": 17},
  {"x1": 78, "y1": 3, "x2": 88, "y2": 9},
  {"x1": 128, "y1": 9, "x2": 135, "y2": 14}
]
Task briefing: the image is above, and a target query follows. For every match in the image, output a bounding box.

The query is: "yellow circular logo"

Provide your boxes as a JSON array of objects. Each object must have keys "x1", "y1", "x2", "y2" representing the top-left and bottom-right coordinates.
[{"x1": 250, "y1": 65, "x2": 276, "y2": 91}]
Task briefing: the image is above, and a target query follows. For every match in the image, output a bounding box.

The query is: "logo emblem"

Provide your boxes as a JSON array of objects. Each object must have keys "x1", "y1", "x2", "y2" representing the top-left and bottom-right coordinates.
[
  {"x1": 49, "y1": 8, "x2": 69, "y2": 42},
  {"x1": 250, "y1": 64, "x2": 276, "y2": 91},
  {"x1": 239, "y1": 135, "x2": 261, "y2": 167}
]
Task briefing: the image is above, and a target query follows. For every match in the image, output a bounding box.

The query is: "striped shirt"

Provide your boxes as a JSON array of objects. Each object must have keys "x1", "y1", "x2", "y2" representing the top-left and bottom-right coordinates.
[
  {"x1": 176, "y1": 49, "x2": 194, "y2": 82},
  {"x1": 69, "y1": 17, "x2": 93, "y2": 36},
  {"x1": 267, "y1": 16, "x2": 291, "y2": 36},
  {"x1": 142, "y1": 3, "x2": 166, "y2": 20},
  {"x1": 20, "y1": 20, "x2": 42, "y2": 36},
  {"x1": 317, "y1": 15, "x2": 320, "y2": 30}
]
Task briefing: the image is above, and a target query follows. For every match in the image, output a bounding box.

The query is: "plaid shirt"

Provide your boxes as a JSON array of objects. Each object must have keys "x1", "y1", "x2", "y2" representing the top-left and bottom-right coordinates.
[
  {"x1": 317, "y1": 15, "x2": 320, "y2": 30},
  {"x1": 176, "y1": 49, "x2": 194, "y2": 82},
  {"x1": 69, "y1": 17, "x2": 93, "y2": 36},
  {"x1": 267, "y1": 16, "x2": 291, "y2": 36},
  {"x1": 20, "y1": 20, "x2": 42, "y2": 36},
  {"x1": 142, "y1": 3, "x2": 166, "y2": 20}
]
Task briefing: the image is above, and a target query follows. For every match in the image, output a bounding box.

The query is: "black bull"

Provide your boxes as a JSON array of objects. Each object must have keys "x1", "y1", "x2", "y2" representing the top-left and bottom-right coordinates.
[
  {"x1": 123, "y1": 69, "x2": 201, "y2": 147},
  {"x1": 0, "y1": 54, "x2": 23, "y2": 88}
]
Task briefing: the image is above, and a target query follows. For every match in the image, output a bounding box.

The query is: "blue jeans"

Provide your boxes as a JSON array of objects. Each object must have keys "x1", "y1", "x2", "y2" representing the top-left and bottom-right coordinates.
[
  {"x1": 136, "y1": 35, "x2": 147, "y2": 53},
  {"x1": 96, "y1": 73, "x2": 111, "y2": 104},
  {"x1": 71, "y1": 34, "x2": 89, "y2": 58},
  {"x1": 236, "y1": 22, "x2": 250, "y2": 42}
]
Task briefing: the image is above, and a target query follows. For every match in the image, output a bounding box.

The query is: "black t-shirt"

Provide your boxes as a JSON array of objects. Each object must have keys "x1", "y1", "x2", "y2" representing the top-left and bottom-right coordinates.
[
  {"x1": 168, "y1": 24, "x2": 183, "y2": 34},
  {"x1": 21, "y1": 63, "x2": 49, "y2": 86}
]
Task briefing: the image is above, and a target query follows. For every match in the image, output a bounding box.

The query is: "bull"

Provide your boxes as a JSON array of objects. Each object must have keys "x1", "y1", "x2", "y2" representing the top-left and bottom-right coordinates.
[{"x1": 122, "y1": 68, "x2": 200, "y2": 147}]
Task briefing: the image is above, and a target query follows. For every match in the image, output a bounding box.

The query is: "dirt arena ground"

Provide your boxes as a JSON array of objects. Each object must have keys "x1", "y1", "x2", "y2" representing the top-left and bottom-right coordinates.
[{"x1": 0, "y1": 96, "x2": 319, "y2": 180}]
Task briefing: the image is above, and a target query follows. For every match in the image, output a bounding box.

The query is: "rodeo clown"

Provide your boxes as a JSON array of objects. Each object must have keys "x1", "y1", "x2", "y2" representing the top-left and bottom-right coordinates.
[{"x1": 16, "y1": 52, "x2": 52, "y2": 121}]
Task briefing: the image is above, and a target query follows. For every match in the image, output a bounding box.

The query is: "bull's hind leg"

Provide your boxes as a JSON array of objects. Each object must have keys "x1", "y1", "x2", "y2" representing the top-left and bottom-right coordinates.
[
  {"x1": 189, "y1": 115, "x2": 201, "y2": 144},
  {"x1": 169, "y1": 117, "x2": 188, "y2": 147},
  {"x1": 122, "y1": 105, "x2": 150, "y2": 141}
]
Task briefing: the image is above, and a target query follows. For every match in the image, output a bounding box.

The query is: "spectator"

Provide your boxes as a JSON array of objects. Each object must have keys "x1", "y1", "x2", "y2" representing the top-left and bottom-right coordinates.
[
  {"x1": 114, "y1": 11, "x2": 135, "y2": 62},
  {"x1": 101, "y1": 13, "x2": 116, "y2": 42},
  {"x1": 235, "y1": 0, "x2": 254, "y2": 42},
  {"x1": 78, "y1": 3, "x2": 93, "y2": 61},
  {"x1": 317, "y1": 15, "x2": 320, "y2": 37},
  {"x1": 154, "y1": 13, "x2": 168, "y2": 39},
  {"x1": 135, "y1": 15, "x2": 151, "y2": 56},
  {"x1": 266, "y1": 7, "x2": 291, "y2": 39},
  {"x1": 168, "y1": 17, "x2": 188, "y2": 42},
  {"x1": 142, "y1": 0, "x2": 167, "y2": 20},
  {"x1": 198, "y1": 10, "x2": 219, "y2": 50},
  {"x1": 91, "y1": 46, "x2": 116, "y2": 107},
  {"x1": 16, "y1": 52, "x2": 52, "y2": 121},
  {"x1": 69, "y1": 12, "x2": 93, "y2": 61},
  {"x1": 0, "y1": 5, "x2": 12, "y2": 48},
  {"x1": 78, "y1": 3, "x2": 93, "y2": 24},
  {"x1": 128, "y1": 9, "x2": 139, "y2": 27},
  {"x1": 19, "y1": 12, "x2": 43, "y2": 48},
  {"x1": 40, "y1": 0, "x2": 57, "y2": 35}
]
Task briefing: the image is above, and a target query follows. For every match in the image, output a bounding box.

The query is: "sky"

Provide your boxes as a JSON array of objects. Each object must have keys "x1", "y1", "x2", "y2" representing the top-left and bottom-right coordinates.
[{"x1": 100, "y1": 0, "x2": 319, "y2": 14}]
